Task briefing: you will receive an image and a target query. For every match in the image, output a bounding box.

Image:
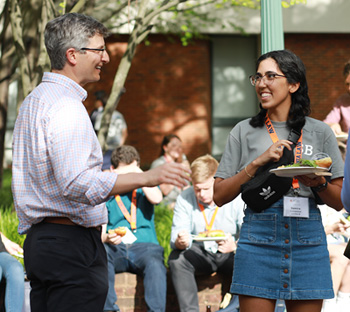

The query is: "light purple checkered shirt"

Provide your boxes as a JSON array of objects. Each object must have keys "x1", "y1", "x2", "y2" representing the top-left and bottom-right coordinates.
[{"x1": 12, "y1": 72, "x2": 117, "y2": 234}]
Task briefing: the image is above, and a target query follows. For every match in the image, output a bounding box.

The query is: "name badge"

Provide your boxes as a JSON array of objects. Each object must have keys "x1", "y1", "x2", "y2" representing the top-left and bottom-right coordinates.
[
  {"x1": 283, "y1": 196, "x2": 309, "y2": 218},
  {"x1": 122, "y1": 227, "x2": 137, "y2": 244}
]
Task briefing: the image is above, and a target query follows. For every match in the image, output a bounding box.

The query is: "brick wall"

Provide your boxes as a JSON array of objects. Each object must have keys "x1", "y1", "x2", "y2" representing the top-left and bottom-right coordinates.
[
  {"x1": 85, "y1": 35, "x2": 212, "y2": 168},
  {"x1": 85, "y1": 33, "x2": 350, "y2": 167},
  {"x1": 285, "y1": 33, "x2": 350, "y2": 121},
  {"x1": 114, "y1": 271, "x2": 231, "y2": 312}
]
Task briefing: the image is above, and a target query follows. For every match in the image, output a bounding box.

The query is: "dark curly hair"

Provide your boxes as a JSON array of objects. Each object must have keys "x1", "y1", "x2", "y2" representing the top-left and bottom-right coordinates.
[
  {"x1": 111, "y1": 145, "x2": 140, "y2": 169},
  {"x1": 249, "y1": 49, "x2": 311, "y2": 131}
]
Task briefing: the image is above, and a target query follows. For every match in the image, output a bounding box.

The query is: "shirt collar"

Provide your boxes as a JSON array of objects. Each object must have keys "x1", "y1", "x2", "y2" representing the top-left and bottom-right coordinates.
[{"x1": 42, "y1": 72, "x2": 88, "y2": 101}]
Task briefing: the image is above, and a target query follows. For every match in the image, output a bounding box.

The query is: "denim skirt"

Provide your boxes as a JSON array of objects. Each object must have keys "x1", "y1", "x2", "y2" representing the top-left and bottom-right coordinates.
[{"x1": 230, "y1": 197, "x2": 334, "y2": 300}]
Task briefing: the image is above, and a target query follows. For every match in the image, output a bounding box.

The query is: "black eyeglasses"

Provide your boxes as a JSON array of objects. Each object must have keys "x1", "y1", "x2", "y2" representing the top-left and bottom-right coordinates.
[
  {"x1": 80, "y1": 47, "x2": 106, "y2": 53},
  {"x1": 249, "y1": 72, "x2": 286, "y2": 86}
]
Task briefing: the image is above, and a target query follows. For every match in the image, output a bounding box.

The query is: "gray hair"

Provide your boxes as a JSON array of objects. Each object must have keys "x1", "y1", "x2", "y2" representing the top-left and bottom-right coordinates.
[{"x1": 44, "y1": 13, "x2": 109, "y2": 70}]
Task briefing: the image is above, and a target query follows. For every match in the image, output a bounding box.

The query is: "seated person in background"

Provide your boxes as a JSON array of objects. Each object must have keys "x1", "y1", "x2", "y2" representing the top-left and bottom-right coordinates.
[
  {"x1": 93, "y1": 90, "x2": 128, "y2": 171},
  {"x1": 102, "y1": 145, "x2": 166, "y2": 312},
  {"x1": 90, "y1": 90, "x2": 105, "y2": 131},
  {"x1": 168, "y1": 154, "x2": 244, "y2": 312},
  {"x1": 150, "y1": 134, "x2": 190, "y2": 208},
  {"x1": 0, "y1": 231, "x2": 25, "y2": 311},
  {"x1": 324, "y1": 60, "x2": 350, "y2": 136},
  {"x1": 319, "y1": 205, "x2": 350, "y2": 312}
]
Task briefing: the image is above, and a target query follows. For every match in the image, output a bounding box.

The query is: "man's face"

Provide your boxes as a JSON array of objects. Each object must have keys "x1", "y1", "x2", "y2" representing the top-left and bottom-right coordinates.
[
  {"x1": 193, "y1": 177, "x2": 215, "y2": 206},
  {"x1": 345, "y1": 74, "x2": 350, "y2": 94},
  {"x1": 77, "y1": 34, "x2": 110, "y2": 86}
]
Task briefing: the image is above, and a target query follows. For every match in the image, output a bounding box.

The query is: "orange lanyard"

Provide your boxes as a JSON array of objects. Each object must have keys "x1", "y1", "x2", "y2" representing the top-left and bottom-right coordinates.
[
  {"x1": 264, "y1": 113, "x2": 303, "y2": 189},
  {"x1": 198, "y1": 202, "x2": 219, "y2": 231},
  {"x1": 115, "y1": 189, "x2": 137, "y2": 230}
]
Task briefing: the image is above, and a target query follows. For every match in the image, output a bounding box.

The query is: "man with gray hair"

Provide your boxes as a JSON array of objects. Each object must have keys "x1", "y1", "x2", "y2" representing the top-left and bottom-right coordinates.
[{"x1": 12, "y1": 13, "x2": 190, "y2": 312}]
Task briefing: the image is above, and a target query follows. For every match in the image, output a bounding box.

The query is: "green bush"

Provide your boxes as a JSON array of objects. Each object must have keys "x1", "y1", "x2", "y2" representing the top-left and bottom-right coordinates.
[
  {"x1": 0, "y1": 169, "x2": 13, "y2": 208},
  {"x1": 154, "y1": 203, "x2": 174, "y2": 266},
  {"x1": 0, "y1": 206, "x2": 24, "y2": 244},
  {"x1": 0, "y1": 206, "x2": 25, "y2": 266}
]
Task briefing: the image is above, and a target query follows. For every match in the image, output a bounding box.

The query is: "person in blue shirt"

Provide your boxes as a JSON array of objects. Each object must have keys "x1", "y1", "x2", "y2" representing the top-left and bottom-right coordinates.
[{"x1": 102, "y1": 145, "x2": 166, "y2": 312}]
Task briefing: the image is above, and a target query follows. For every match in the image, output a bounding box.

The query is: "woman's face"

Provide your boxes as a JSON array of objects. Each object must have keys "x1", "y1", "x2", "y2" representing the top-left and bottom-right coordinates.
[
  {"x1": 255, "y1": 58, "x2": 295, "y2": 115},
  {"x1": 344, "y1": 74, "x2": 350, "y2": 94},
  {"x1": 164, "y1": 137, "x2": 182, "y2": 159}
]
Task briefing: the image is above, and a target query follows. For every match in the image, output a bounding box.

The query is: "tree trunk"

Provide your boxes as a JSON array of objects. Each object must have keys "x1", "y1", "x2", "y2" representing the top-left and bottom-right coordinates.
[
  {"x1": 0, "y1": 2, "x2": 14, "y2": 187},
  {"x1": 97, "y1": 0, "x2": 184, "y2": 151},
  {"x1": 9, "y1": 0, "x2": 33, "y2": 98},
  {"x1": 97, "y1": 0, "x2": 150, "y2": 151}
]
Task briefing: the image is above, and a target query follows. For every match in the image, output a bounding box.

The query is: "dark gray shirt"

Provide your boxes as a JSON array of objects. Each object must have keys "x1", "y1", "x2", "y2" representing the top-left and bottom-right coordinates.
[{"x1": 216, "y1": 117, "x2": 344, "y2": 199}]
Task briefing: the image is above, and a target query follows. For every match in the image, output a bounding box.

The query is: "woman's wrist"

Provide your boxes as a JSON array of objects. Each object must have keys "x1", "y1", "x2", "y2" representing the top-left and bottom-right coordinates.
[
  {"x1": 312, "y1": 179, "x2": 328, "y2": 193},
  {"x1": 244, "y1": 166, "x2": 254, "y2": 179}
]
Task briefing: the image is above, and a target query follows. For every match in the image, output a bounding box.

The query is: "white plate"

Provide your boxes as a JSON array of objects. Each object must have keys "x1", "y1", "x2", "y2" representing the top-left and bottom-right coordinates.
[
  {"x1": 336, "y1": 134, "x2": 348, "y2": 142},
  {"x1": 192, "y1": 235, "x2": 228, "y2": 242},
  {"x1": 270, "y1": 167, "x2": 329, "y2": 178}
]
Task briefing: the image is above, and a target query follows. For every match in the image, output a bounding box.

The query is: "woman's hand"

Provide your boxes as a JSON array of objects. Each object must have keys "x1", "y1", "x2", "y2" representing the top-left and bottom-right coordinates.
[
  {"x1": 295, "y1": 176, "x2": 343, "y2": 211},
  {"x1": 253, "y1": 140, "x2": 293, "y2": 167},
  {"x1": 214, "y1": 140, "x2": 293, "y2": 207},
  {"x1": 295, "y1": 175, "x2": 326, "y2": 188}
]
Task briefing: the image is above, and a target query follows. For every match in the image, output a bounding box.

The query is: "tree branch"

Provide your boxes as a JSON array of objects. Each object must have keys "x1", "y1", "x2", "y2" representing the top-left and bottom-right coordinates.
[{"x1": 9, "y1": 0, "x2": 33, "y2": 97}]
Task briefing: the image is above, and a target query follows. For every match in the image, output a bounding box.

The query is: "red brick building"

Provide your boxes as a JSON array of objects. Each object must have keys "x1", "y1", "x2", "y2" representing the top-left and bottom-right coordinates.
[{"x1": 84, "y1": 32, "x2": 350, "y2": 168}]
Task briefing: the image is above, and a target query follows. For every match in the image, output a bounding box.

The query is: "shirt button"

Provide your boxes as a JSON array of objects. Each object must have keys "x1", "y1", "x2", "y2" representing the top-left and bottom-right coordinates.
[
  {"x1": 285, "y1": 239, "x2": 289, "y2": 244},
  {"x1": 283, "y1": 283, "x2": 288, "y2": 288},
  {"x1": 284, "y1": 269, "x2": 288, "y2": 273},
  {"x1": 285, "y1": 254, "x2": 289, "y2": 259},
  {"x1": 284, "y1": 224, "x2": 289, "y2": 229}
]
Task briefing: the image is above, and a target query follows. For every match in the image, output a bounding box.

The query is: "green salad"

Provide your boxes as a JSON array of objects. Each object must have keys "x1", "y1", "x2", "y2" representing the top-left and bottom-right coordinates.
[{"x1": 282, "y1": 159, "x2": 318, "y2": 168}]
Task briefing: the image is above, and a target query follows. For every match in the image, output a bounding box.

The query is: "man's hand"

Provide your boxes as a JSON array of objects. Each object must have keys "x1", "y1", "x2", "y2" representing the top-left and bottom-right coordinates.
[
  {"x1": 175, "y1": 230, "x2": 190, "y2": 250},
  {"x1": 110, "y1": 162, "x2": 191, "y2": 196},
  {"x1": 146, "y1": 162, "x2": 191, "y2": 189},
  {"x1": 217, "y1": 233, "x2": 236, "y2": 254}
]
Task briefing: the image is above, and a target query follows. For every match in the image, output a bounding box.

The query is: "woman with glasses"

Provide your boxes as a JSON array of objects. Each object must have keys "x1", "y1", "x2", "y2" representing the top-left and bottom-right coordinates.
[{"x1": 213, "y1": 49, "x2": 344, "y2": 312}]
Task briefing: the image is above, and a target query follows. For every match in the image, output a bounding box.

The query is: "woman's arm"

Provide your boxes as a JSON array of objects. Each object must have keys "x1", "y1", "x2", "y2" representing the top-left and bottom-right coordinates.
[
  {"x1": 297, "y1": 176, "x2": 344, "y2": 211},
  {"x1": 214, "y1": 140, "x2": 293, "y2": 207}
]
